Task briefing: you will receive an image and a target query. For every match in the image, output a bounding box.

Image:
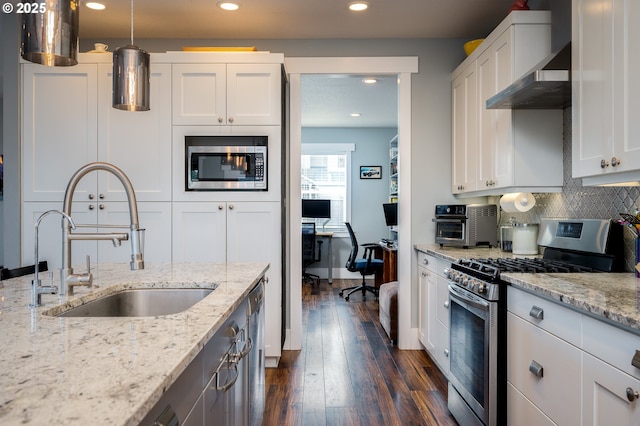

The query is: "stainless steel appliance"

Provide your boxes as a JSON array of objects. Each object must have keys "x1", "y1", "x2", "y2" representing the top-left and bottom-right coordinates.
[
  {"x1": 186, "y1": 135, "x2": 267, "y2": 191},
  {"x1": 445, "y1": 218, "x2": 624, "y2": 426},
  {"x1": 434, "y1": 204, "x2": 498, "y2": 248}
]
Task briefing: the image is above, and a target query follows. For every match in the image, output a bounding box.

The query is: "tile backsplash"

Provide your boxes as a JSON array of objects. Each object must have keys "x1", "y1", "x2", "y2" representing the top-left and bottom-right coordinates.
[{"x1": 494, "y1": 108, "x2": 640, "y2": 271}]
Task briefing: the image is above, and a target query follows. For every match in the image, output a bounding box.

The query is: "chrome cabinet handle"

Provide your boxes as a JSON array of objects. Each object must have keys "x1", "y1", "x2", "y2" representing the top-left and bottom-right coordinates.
[
  {"x1": 421, "y1": 271, "x2": 428, "y2": 278},
  {"x1": 228, "y1": 117, "x2": 234, "y2": 123},
  {"x1": 99, "y1": 204, "x2": 105, "y2": 210},
  {"x1": 228, "y1": 204, "x2": 234, "y2": 210},
  {"x1": 218, "y1": 117, "x2": 223, "y2": 123},
  {"x1": 611, "y1": 157, "x2": 620, "y2": 167},
  {"x1": 627, "y1": 387, "x2": 639, "y2": 402},
  {"x1": 88, "y1": 204, "x2": 95, "y2": 210},
  {"x1": 218, "y1": 204, "x2": 224, "y2": 210},
  {"x1": 443, "y1": 300, "x2": 449, "y2": 309},
  {"x1": 529, "y1": 305, "x2": 544, "y2": 320},
  {"x1": 529, "y1": 360, "x2": 544, "y2": 377},
  {"x1": 99, "y1": 193, "x2": 105, "y2": 199},
  {"x1": 444, "y1": 349, "x2": 449, "y2": 357},
  {"x1": 601, "y1": 159, "x2": 610, "y2": 168},
  {"x1": 423, "y1": 258, "x2": 429, "y2": 265},
  {"x1": 88, "y1": 194, "x2": 95, "y2": 200}
]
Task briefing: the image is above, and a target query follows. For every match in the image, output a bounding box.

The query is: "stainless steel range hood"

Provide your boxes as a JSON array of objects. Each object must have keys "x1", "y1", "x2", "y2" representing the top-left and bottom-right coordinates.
[{"x1": 486, "y1": 43, "x2": 571, "y2": 109}]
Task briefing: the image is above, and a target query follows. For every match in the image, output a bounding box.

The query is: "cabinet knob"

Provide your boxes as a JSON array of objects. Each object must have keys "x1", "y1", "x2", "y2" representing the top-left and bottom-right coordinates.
[
  {"x1": 626, "y1": 387, "x2": 639, "y2": 402},
  {"x1": 218, "y1": 117, "x2": 223, "y2": 123},
  {"x1": 611, "y1": 157, "x2": 620, "y2": 167},
  {"x1": 99, "y1": 204, "x2": 105, "y2": 210},
  {"x1": 88, "y1": 194, "x2": 95, "y2": 200},
  {"x1": 88, "y1": 204, "x2": 95, "y2": 210},
  {"x1": 529, "y1": 360, "x2": 544, "y2": 378},
  {"x1": 601, "y1": 159, "x2": 610, "y2": 169},
  {"x1": 228, "y1": 117, "x2": 234, "y2": 123},
  {"x1": 486, "y1": 180, "x2": 490, "y2": 187},
  {"x1": 443, "y1": 300, "x2": 449, "y2": 309},
  {"x1": 423, "y1": 258, "x2": 429, "y2": 265},
  {"x1": 229, "y1": 204, "x2": 234, "y2": 210},
  {"x1": 444, "y1": 349, "x2": 449, "y2": 357},
  {"x1": 218, "y1": 204, "x2": 224, "y2": 210},
  {"x1": 421, "y1": 271, "x2": 427, "y2": 278},
  {"x1": 529, "y1": 305, "x2": 544, "y2": 320},
  {"x1": 99, "y1": 193, "x2": 105, "y2": 199}
]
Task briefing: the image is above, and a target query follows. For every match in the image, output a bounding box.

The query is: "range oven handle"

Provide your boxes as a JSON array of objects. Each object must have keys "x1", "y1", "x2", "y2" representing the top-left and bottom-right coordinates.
[
  {"x1": 448, "y1": 284, "x2": 490, "y2": 311},
  {"x1": 432, "y1": 218, "x2": 467, "y2": 223}
]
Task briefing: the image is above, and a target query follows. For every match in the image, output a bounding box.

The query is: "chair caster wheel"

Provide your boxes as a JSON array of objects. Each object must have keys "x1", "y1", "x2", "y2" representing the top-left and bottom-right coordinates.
[
  {"x1": 345, "y1": 296, "x2": 350, "y2": 301},
  {"x1": 339, "y1": 291, "x2": 344, "y2": 297}
]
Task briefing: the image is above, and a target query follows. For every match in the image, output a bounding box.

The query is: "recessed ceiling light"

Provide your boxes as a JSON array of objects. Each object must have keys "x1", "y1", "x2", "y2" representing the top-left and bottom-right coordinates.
[
  {"x1": 349, "y1": 2, "x2": 369, "y2": 12},
  {"x1": 218, "y1": 1, "x2": 240, "y2": 11},
  {"x1": 363, "y1": 78, "x2": 378, "y2": 84},
  {"x1": 350, "y1": 113, "x2": 362, "y2": 117},
  {"x1": 85, "y1": 1, "x2": 106, "y2": 10}
]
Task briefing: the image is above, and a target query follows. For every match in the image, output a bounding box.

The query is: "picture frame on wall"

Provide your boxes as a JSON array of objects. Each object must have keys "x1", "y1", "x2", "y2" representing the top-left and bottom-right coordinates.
[{"x1": 360, "y1": 165, "x2": 381, "y2": 179}]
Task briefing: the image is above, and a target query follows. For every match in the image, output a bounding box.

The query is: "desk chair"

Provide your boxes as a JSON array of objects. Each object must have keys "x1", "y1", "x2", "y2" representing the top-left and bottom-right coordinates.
[
  {"x1": 302, "y1": 222, "x2": 323, "y2": 285},
  {"x1": 0, "y1": 261, "x2": 48, "y2": 280},
  {"x1": 339, "y1": 223, "x2": 384, "y2": 301}
]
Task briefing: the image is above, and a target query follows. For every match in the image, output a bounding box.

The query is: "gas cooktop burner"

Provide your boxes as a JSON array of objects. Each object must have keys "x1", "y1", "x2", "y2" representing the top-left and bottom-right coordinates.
[{"x1": 469, "y1": 257, "x2": 597, "y2": 273}]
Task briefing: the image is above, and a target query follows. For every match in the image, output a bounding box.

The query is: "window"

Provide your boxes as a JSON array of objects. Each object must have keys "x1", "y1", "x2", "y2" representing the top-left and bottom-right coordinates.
[{"x1": 301, "y1": 143, "x2": 354, "y2": 231}]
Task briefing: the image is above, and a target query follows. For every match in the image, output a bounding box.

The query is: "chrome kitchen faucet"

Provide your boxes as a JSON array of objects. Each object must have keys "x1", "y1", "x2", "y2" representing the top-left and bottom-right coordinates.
[
  {"x1": 61, "y1": 162, "x2": 145, "y2": 295},
  {"x1": 31, "y1": 210, "x2": 76, "y2": 307}
]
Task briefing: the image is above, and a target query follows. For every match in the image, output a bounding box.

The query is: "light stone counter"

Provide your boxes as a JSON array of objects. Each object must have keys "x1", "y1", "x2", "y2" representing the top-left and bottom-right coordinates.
[
  {"x1": 415, "y1": 243, "x2": 640, "y2": 335},
  {"x1": 0, "y1": 262, "x2": 268, "y2": 425}
]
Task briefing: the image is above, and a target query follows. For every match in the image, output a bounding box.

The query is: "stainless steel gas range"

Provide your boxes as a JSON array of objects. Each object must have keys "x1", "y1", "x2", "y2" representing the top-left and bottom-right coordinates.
[{"x1": 444, "y1": 218, "x2": 624, "y2": 426}]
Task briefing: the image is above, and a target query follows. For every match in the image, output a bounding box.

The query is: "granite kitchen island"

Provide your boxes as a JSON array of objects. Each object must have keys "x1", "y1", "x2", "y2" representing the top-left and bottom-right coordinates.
[{"x1": 0, "y1": 262, "x2": 268, "y2": 425}]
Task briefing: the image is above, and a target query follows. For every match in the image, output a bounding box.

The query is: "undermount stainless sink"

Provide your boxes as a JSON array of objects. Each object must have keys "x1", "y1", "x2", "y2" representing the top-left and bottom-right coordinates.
[{"x1": 54, "y1": 288, "x2": 215, "y2": 317}]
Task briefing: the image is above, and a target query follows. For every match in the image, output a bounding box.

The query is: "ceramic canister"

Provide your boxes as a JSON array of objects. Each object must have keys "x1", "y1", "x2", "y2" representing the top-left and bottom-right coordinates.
[{"x1": 512, "y1": 223, "x2": 539, "y2": 255}]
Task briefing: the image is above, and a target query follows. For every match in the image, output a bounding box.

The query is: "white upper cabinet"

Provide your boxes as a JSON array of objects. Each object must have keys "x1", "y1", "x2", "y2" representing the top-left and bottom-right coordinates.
[
  {"x1": 22, "y1": 60, "x2": 172, "y2": 203},
  {"x1": 22, "y1": 64, "x2": 99, "y2": 202},
  {"x1": 451, "y1": 11, "x2": 563, "y2": 196},
  {"x1": 172, "y1": 63, "x2": 282, "y2": 126},
  {"x1": 572, "y1": 0, "x2": 640, "y2": 185}
]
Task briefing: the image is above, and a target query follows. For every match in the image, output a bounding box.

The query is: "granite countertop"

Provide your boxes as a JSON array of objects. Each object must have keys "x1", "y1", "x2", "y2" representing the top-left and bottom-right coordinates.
[
  {"x1": 0, "y1": 262, "x2": 268, "y2": 425},
  {"x1": 415, "y1": 243, "x2": 640, "y2": 334}
]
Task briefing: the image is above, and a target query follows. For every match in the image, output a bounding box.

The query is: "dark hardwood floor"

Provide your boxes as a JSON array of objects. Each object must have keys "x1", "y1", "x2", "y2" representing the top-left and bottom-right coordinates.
[{"x1": 263, "y1": 279, "x2": 458, "y2": 426}]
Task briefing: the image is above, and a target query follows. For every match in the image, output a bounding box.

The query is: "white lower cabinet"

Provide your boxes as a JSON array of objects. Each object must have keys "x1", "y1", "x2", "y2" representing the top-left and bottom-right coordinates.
[
  {"x1": 173, "y1": 201, "x2": 281, "y2": 362},
  {"x1": 416, "y1": 251, "x2": 450, "y2": 378},
  {"x1": 508, "y1": 286, "x2": 640, "y2": 425},
  {"x1": 22, "y1": 201, "x2": 172, "y2": 270},
  {"x1": 507, "y1": 312, "x2": 582, "y2": 425}
]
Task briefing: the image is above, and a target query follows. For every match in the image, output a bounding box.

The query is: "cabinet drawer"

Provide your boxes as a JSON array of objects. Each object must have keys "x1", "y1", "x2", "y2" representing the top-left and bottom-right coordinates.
[
  {"x1": 417, "y1": 251, "x2": 437, "y2": 273},
  {"x1": 508, "y1": 286, "x2": 582, "y2": 346},
  {"x1": 507, "y1": 382, "x2": 557, "y2": 426},
  {"x1": 507, "y1": 312, "x2": 582, "y2": 425},
  {"x1": 583, "y1": 315, "x2": 640, "y2": 381}
]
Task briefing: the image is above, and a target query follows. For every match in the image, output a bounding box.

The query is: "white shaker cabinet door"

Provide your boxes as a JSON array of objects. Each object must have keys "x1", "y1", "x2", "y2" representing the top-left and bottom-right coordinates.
[
  {"x1": 172, "y1": 63, "x2": 227, "y2": 125},
  {"x1": 97, "y1": 63, "x2": 172, "y2": 202},
  {"x1": 226, "y1": 63, "x2": 282, "y2": 126},
  {"x1": 451, "y1": 64, "x2": 478, "y2": 194},
  {"x1": 22, "y1": 64, "x2": 98, "y2": 202},
  {"x1": 171, "y1": 202, "x2": 227, "y2": 263},
  {"x1": 583, "y1": 352, "x2": 640, "y2": 425}
]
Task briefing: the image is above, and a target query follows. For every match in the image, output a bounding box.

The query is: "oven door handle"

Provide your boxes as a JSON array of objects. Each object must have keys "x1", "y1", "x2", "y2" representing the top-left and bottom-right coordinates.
[
  {"x1": 432, "y1": 218, "x2": 467, "y2": 223},
  {"x1": 448, "y1": 284, "x2": 490, "y2": 311}
]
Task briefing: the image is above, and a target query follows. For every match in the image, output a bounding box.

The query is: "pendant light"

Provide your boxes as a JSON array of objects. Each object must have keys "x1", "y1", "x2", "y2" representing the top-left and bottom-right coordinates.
[
  {"x1": 112, "y1": 0, "x2": 150, "y2": 111},
  {"x1": 21, "y1": 0, "x2": 80, "y2": 66}
]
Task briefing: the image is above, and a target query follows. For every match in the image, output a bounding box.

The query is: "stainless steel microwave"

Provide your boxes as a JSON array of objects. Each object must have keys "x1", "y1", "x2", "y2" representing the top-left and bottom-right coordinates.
[{"x1": 186, "y1": 136, "x2": 267, "y2": 191}]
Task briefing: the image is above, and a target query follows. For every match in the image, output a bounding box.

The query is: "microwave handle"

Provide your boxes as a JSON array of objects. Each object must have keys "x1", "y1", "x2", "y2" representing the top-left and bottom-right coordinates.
[{"x1": 432, "y1": 218, "x2": 467, "y2": 223}]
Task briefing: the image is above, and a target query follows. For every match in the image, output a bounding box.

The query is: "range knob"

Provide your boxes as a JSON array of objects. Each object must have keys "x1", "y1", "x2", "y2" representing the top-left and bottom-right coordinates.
[{"x1": 477, "y1": 283, "x2": 487, "y2": 293}]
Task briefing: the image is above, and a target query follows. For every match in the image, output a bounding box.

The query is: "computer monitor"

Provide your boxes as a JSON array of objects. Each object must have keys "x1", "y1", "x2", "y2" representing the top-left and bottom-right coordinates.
[
  {"x1": 302, "y1": 199, "x2": 331, "y2": 219},
  {"x1": 383, "y1": 203, "x2": 398, "y2": 227}
]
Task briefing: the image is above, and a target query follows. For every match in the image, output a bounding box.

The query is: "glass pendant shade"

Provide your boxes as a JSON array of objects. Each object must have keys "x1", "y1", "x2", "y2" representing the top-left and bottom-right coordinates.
[
  {"x1": 112, "y1": 45, "x2": 150, "y2": 111},
  {"x1": 21, "y1": 0, "x2": 80, "y2": 66}
]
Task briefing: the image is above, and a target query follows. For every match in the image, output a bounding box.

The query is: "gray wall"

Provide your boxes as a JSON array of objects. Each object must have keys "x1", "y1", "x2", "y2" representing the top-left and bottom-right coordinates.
[{"x1": 302, "y1": 127, "x2": 397, "y2": 276}]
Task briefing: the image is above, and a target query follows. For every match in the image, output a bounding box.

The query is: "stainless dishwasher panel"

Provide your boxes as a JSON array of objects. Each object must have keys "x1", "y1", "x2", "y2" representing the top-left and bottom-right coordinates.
[
  {"x1": 204, "y1": 297, "x2": 249, "y2": 425},
  {"x1": 248, "y1": 281, "x2": 265, "y2": 426}
]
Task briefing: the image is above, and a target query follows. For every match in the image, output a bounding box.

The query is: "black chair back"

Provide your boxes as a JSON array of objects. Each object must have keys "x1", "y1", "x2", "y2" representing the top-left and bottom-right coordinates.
[
  {"x1": 302, "y1": 222, "x2": 317, "y2": 267},
  {"x1": 345, "y1": 222, "x2": 360, "y2": 272}
]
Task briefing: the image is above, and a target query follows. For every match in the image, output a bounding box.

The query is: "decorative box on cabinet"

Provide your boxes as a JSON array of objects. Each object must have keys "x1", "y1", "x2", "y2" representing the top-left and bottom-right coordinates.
[
  {"x1": 572, "y1": 0, "x2": 640, "y2": 186},
  {"x1": 451, "y1": 11, "x2": 563, "y2": 196},
  {"x1": 172, "y1": 62, "x2": 282, "y2": 126}
]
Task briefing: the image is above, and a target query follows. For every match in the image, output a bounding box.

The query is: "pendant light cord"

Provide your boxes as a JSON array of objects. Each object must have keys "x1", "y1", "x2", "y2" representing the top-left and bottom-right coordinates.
[{"x1": 130, "y1": 0, "x2": 134, "y2": 45}]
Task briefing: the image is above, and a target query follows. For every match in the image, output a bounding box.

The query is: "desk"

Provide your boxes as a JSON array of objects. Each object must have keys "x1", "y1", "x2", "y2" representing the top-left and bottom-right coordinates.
[
  {"x1": 374, "y1": 243, "x2": 397, "y2": 287},
  {"x1": 315, "y1": 231, "x2": 334, "y2": 283}
]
